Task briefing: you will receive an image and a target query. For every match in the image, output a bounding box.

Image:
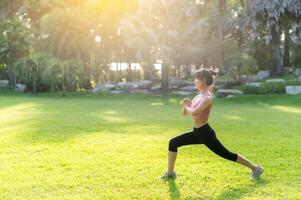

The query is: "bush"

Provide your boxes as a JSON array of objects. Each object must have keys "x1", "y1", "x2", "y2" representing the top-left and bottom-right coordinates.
[
  {"x1": 292, "y1": 41, "x2": 301, "y2": 68},
  {"x1": 241, "y1": 84, "x2": 265, "y2": 94},
  {"x1": 241, "y1": 81, "x2": 286, "y2": 94},
  {"x1": 264, "y1": 82, "x2": 286, "y2": 93},
  {"x1": 0, "y1": 64, "x2": 7, "y2": 79},
  {"x1": 286, "y1": 80, "x2": 301, "y2": 86}
]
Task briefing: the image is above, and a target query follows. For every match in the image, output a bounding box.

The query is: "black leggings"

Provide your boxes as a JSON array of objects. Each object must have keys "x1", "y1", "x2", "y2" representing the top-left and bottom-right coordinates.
[{"x1": 168, "y1": 123, "x2": 238, "y2": 162}]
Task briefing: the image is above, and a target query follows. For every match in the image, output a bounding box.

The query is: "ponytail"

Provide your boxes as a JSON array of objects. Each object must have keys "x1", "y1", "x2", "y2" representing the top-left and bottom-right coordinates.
[
  {"x1": 208, "y1": 69, "x2": 218, "y2": 76},
  {"x1": 207, "y1": 68, "x2": 218, "y2": 93}
]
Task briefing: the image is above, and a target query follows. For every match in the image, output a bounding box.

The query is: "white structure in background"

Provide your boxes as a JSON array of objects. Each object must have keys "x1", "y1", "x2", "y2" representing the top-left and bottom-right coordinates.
[
  {"x1": 108, "y1": 60, "x2": 205, "y2": 80},
  {"x1": 194, "y1": 0, "x2": 204, "y2": 5},
  {"x1": 95, "y1": 35, "x2": 102, "y2": 43},
  {"x1": 110, "y1": 63, "x2": 142, "y2": 71},
  {"x1": 109, "y1": 61, "x2": 163, "y2": 79},
  {"x1": 191, "y1": 65, "x2": 197, "y2": 76}
]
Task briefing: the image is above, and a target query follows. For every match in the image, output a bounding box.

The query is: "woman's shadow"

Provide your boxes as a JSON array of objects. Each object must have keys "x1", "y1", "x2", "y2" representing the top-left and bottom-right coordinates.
[
  {"x1": 167, "y1": 179, "x2": 181, "y2": 200},
  {"x1": 214, "y1": 178, "x2": 268, "y2": 200},
  {"x1": 167, "y1": 178, "x2": 268, "y2": 200}
]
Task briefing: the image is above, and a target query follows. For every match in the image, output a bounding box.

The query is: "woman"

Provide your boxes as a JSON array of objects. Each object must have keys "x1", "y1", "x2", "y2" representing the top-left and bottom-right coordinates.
[{"x1": 161, "y1": 68, "x2": 264, "y2": 180}]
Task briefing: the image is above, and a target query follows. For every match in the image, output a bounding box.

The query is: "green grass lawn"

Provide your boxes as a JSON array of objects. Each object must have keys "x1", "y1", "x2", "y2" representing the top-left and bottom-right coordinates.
[{"x1": 1, "y1": 90, "x2": 301, "y2": 199}]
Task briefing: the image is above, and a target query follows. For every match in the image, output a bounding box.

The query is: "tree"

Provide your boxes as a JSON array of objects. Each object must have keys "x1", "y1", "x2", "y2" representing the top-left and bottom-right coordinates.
[
  {"x1": 0, "y1": 17, "x2": 31, "y2": 87},
  {"x1": 120, "y1": 14, "x2": 158, "y2": 81},
  {"x1": 124, "y1": 0, "x2": 205, "y2": 90},
  {"x1": 13, "y1": 52, "x2": 49, "y2": 95},
  {"x1": 218, "y1": 0, "x2": 226, "y2": 73},
  {"x1": 39, "y1": 7, "x2": 94, "y2": 88},
  {"x1": 43, "y1": 57, "x2": 84, "y2": 96},
  {"x1": 244, "y1": 0, "x2": 301, "y2": 75},
  {"x1": 92, "y1": 0, "x2": 138, "y2": 83},
  {"x1": 0, "y1": 0, "x2": 24, "y2": 19},
  {"x1": 192, "y1": 0, "x2": 238, "y2": 74}
]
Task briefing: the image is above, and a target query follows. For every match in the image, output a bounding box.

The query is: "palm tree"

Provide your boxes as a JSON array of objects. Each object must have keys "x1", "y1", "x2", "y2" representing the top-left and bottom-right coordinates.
[
  {"x1": 92, "y1": 0, "x2": 138, "y2": 83},
  {"x1": 13, "y1": 52, "x2": 49, "y2": 95},
  {"x1": 0, "y1": 0, "x2": 24, "y2": 19},
  {"x1": 0, "y1": 17, "x2": 30, "y2": 87},
  {"x1": 120, "y1": 14, "x2": 158, "y2": 81},
  {"x1": 39, "y1": 6, "x2": 94, "y2": 88},
  {"x1": 43, "y1": 57, "x2": 84, "y2": 96},
  {"x1": 0, "y1": 0, "x2": 24, "y2": 87},
  {"x1": 244, "y1": 0, "x2": 301, "y2": 76},
  {"x1": 123, "y1": 0, "x2": 194, "y2": 90},
  {"x1": 121, "y1": 0, "x2": 220, "y2": 88}
]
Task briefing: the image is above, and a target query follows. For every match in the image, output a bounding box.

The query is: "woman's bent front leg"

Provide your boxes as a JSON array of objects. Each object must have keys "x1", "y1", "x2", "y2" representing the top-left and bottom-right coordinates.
[{"x1": 167, "y1": 130, "x2": 200, "y2": 173}]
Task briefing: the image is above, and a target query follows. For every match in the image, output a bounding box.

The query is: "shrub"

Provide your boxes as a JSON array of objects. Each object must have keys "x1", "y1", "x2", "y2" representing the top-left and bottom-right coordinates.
[
  {"x1": 264, "y1": 81, "x2": 286, "y2": 93},
  {"x1": 292, "y1": 41, "x2": 301, "y2": 68},
  {"x1": 241, "y1": 81, "x2": 286, "y2": 94},
  {"x1": 286, "y1": 80, "x2": 301, "y2": 86}
]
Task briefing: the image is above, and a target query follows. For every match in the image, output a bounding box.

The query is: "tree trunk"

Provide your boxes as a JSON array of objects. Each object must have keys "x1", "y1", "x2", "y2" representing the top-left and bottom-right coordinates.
[
  {"x1": 103, "y1": 58, "x2": 109, "y2": 83},
  {"x1": 32, "y1": 79, "x2": 37, "y2": 95},
  {"x1": 142, "y1": 63, "x2": 152, "y2": 81},
  {"x1": 176, "y1": 64, "x2": 181, "y2": 78},
  {"x1": 283, "y1": 23, "x2": 290, "y2": 68},
  {"x1": 203, "y1": 55, "x2": 209, "y2": 67},
  {"x1": 61, "y1": 79, "x2": 66, "y2": 97},
  {"x1": 117, "y1": 62, "x2": 122, "y2": 82},
  {"x1": 271, "y1": 26, "x2": 283, "y2": 76},
  {"x1": 93, "y1": 64, "x2": 100, "y2": 84},
  {"x1": 218, "y1": 0, "x2": 225, "y2": 73},
  {"x1": 82, "y1": 63, "x2": 93, "y2": 89},
  {"x1": 237, "y1": 27, "x2": 244, "y2": 83},
  {"x1": 7, "y1": 61, "x2": 16, "y2": 88},
  {"x1": 184, "y1": 64, "x2": 191, "y2": 79},
  {"x1": 161, "y1": 62, "x2": 169, "y2": 91},
  {"x1": 32, "y1": 66, "x2": 37, "y2": 95},
  {"x1": 127, "y1": 63, "x2": 132, "y2": 82}
]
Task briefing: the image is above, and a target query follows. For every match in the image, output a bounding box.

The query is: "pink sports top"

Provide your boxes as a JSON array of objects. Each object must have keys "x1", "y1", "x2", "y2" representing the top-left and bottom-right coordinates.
[{"x1": 185, "y1": 92, "x2": 213, "y2": 121}]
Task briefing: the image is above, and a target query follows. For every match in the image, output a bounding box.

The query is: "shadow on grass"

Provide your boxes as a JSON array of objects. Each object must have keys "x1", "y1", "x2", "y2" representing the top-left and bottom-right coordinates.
[
  {"x1": 216, "y1": 178, "x2": 267, "y2": 200},
  {"x1": 167, "y1": 179, "x2": 181, "y2": 200},
  {"x1": 0, "y1": 94, "x2": 184, "y2": 144},
  {"x1": 1, "y1": 91, "x2": 301, "y2": 144},
  {"x1": 213, "y1": 178, "x2": 268, "y2": 200}
]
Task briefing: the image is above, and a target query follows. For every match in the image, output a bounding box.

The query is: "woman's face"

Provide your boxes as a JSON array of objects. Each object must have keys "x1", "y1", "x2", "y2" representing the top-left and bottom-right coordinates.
[{"x1": 194, "y1": 78, "x2": 206, "y2": 91}]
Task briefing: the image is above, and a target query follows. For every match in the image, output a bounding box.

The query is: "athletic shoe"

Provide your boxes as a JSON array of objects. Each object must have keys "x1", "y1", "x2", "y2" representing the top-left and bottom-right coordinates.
[
  {"x1": 160, "y1": 171, "x2": 177, "y2": 180},
  {"x1": 250, "y1": 165, "x2": 264, "y2": 179}
]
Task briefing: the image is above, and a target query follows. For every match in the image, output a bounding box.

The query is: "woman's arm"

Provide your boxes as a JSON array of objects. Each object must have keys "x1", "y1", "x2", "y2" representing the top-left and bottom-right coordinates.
[
  {"x1": 183, "y1": 97, "x2": 212, "y2": 116},
  {"x1": 181, "y1": 106, "x2": 188, "y2": 116},
  {"x1": 180, "y1": 98, "x2": 191, "y2": 116}
]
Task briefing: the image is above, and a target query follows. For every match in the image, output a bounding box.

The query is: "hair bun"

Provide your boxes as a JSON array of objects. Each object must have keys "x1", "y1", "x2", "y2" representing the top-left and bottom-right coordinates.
[{"x1": 208, "y1": 69, "x2": 218, "y2": 76}]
